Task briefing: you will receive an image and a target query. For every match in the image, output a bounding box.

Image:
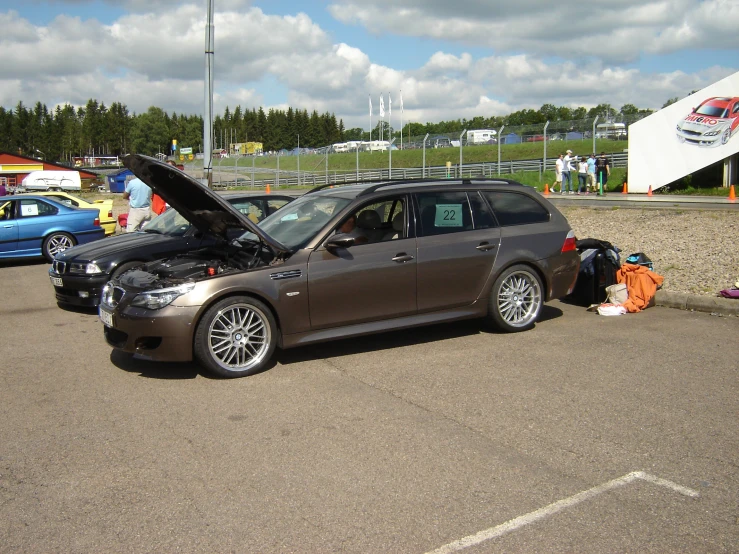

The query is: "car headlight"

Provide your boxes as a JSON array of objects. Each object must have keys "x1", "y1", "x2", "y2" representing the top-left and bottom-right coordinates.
[
  {"x1": 703, "y1": 130, "x2": 720, "y2": 136},
  {"x1": 70, "y1": 262, "x2": 104, "y2": 274},
  {"x1": 130, "y1": 283, "x2": 196, "y2": 310},
  {"x1": 676, "y1": 124, "x2": 682, "y2": 131}
]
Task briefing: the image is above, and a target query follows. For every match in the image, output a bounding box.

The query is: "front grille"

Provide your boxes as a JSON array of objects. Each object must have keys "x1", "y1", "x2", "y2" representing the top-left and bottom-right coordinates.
[
  {"x1": 683, "y1": 130, "x2": 702, "y2": 137},
  {"x1": 53, "y1": 260, "x2": 67, "y2": 274}
]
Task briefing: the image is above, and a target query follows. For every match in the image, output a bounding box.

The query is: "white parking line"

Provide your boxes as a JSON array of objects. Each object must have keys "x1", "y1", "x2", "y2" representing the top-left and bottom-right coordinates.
[{"x1": 426, "y1": 471, "x2": 699, "y2": 554}]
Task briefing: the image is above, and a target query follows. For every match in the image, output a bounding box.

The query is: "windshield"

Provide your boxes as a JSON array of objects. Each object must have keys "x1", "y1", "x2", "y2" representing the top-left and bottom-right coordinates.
[
  {"x1": 141, "y1": 208, "x2": 191, "y2": 237},
  {"x1": 241, "y1": 194, "x2": 351, "y2": 250},
  {"x1": 695, "y1": 104, "x2": 728, "y2": 118}
]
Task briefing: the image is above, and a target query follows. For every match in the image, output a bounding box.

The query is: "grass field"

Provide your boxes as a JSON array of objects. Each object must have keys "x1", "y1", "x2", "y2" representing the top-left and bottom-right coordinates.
[{"x1": 208, "y1": 138, "x2": 628, "y2": 174}]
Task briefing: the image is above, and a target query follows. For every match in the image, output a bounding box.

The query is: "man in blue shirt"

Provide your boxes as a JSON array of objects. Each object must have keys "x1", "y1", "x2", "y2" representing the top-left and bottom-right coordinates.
[
  {"x1": 587, "y1": 154, "x2": 597, "y2": 192},
  {"x1": 123, "y1": 177, "x2": 152, "y2": 232}
]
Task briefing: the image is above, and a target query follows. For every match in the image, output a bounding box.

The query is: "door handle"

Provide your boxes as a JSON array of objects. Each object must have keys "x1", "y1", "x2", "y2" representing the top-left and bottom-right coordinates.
[
  {"x1": 3, "y1": 225, "x2": 12, "y2": 228},
  {"x1": 476, "y1": 242, "x2": 496, "y2": 251},
  {"x1": 392, "y1": 253, "x2": 414, "y2": 263}
]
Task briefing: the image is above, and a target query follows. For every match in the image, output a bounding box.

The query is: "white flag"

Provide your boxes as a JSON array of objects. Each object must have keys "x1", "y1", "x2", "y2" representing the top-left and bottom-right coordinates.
[
  {"x1": 369, "y1": 96, "x2": 372, "y2": 116},
  {"x1": 389, "y1": 94, "x2": 392, "y2": 118},
  {"x1": 400, "y1": 91, "x2": 403, "y2": 113},
  {"x1": 379, "y1": 94, "x2": 385, "y2": 118}
]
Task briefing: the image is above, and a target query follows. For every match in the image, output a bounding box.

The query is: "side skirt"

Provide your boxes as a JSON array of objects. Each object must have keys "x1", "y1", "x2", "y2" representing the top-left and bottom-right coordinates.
[{"x1": 280, "y1": 302, "x2": 488, "y2": 349}]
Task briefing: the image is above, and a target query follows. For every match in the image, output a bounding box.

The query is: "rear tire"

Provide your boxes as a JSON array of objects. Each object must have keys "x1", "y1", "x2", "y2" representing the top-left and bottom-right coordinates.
[
  {"x1": 42, "y1": 232, "x2": 76, "y2": 262},
  {"x1": 487, "y1": 264, "x2": 543, "y2": 332},
  {"x1": 194, "y1": 296, "x2": 277, "y2": 378}
]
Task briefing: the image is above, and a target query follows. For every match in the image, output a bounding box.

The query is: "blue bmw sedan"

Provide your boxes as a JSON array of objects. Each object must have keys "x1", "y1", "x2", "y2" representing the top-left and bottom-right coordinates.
[{"x1": 0, "y1": 195, "x2": 105, "y2": 262}]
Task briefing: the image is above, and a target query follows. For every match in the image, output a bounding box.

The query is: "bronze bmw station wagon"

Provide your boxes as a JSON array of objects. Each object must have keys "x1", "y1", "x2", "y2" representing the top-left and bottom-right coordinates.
[{"x1": 100, "y1": 155, "x2": 580, "y2": 378}]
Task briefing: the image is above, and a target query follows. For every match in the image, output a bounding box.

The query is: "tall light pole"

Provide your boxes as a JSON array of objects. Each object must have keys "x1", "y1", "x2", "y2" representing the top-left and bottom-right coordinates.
[
  {"x1": 459, "y1": 129, "x2": 467, "y2": 178},
  {"x1": 422, "y1": 133, "x2": 430, "y2": 178},
  {"x1": 203, "y1": 0, "x2": 215, "y2": 188},
  {"x1": 297, "y1": 134, "x2": 300, "y2": 187},
  {"x1": 592, "y1": 115, "x2": 600, "y2": 155},
  {"x1": 388, "y1": 138, "x2": 396, "y2": 178},
  {"x1": 543, "y1": 121, "x2": 550, "y2": 171},
  {"x1": 35, "y1": 148, "x2": 45, "y2": 160},
  {"x1": 497, "y1": 125, "x2": 505, "y2": 175}
]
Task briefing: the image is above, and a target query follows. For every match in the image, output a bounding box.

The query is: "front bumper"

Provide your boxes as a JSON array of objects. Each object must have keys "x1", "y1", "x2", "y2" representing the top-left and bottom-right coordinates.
[
  {"x1": 101, "y1": 303, "x2": 200, "y2": 362},
  {"x1": 676, "y1": 130, "x2": 723, "y2": 147},
  {"x1": 49, "y1": 269, "x2": 110, "y2": 307}
]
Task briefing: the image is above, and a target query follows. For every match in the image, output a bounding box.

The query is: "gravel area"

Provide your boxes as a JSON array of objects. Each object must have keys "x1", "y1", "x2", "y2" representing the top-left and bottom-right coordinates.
[{"x1": 561, "y1": 207, "x2": 738, "y2": 296}]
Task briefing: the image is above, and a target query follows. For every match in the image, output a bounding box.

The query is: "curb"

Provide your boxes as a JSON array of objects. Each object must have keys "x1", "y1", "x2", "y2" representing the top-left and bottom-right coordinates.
[{"x1": 655, "y1": 291, "x2": 739, "y2": 317}]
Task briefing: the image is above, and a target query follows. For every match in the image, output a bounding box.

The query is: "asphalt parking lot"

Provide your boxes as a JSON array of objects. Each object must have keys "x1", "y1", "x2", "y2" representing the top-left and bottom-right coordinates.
[{"x1": 1, "y1": 260, "x2": 737, "y2": 553}]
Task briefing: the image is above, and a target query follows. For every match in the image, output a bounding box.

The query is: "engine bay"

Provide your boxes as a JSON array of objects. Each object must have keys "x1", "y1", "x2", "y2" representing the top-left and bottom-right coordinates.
[{"x1": 114, "y1": 238, "x2": 283, "y2": 290}]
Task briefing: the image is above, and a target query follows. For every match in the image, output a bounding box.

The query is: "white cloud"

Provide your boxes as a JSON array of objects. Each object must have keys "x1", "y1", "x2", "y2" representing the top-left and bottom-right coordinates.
[
  {"x1": 327, "y1": 0, "x2": 739, "y2": 63},
  {"x1": 0, "y1": 1, "x2": 737, "y2": 131}
]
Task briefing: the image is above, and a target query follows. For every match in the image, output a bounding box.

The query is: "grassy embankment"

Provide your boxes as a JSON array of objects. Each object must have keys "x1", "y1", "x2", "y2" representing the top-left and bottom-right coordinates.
[{"x1": 211, "y1": 139, "x2": 630, "y2": 192}]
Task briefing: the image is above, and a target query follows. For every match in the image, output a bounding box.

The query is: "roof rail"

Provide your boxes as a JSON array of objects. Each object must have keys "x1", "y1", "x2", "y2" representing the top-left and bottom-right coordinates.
[
  {"x1": 356, "y1": 176, "x2": 525, "y2": 197},
  {"x1": 304, "y1": 176, "x2": 526, "y2": 196}
]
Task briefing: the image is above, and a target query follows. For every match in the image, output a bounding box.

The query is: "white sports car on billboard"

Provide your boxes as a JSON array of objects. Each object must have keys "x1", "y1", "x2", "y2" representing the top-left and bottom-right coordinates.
[{"x1": 676, "y1": 96, "x2": 739, "y2": 147}]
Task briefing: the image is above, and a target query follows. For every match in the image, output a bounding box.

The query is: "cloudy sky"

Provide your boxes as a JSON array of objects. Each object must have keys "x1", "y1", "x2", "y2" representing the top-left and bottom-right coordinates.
[{"x1": 1, "y1": 0, "x2": 737, "y2": 128}]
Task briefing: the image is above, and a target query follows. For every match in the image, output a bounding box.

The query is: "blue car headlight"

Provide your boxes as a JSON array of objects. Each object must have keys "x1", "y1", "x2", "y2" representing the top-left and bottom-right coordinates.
[{"x1": 130, "y1": 283, "x2": 196, "y2": 310}]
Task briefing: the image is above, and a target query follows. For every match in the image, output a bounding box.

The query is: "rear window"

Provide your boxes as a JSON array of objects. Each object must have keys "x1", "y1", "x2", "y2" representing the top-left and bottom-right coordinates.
[{"x1": 483, "y1": 192, "x2": 550, "y2": 226}]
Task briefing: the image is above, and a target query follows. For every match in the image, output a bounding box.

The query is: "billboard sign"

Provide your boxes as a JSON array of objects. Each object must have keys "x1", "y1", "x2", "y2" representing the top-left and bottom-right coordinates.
[
  {"x1": 627, "y1": 71, "x2": 739, "y2": 192},
  {"x1": 180, "y1": 147, "x2": 193, "y2": 155}
]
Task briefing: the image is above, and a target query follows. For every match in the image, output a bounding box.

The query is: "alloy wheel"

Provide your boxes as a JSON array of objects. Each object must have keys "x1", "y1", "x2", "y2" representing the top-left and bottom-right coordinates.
[
  {"x1": 207, "y1": 303, "x2": 271, "y2": 372},
  {"x1": 497, "y1": 270, "x2": 542, "y2": 328}
]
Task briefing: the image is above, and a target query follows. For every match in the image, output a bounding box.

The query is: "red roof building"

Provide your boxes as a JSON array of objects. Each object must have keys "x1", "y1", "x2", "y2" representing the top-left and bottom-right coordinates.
[{"x1": 0, "y1": 152, "x2": 98, "y2": 189}]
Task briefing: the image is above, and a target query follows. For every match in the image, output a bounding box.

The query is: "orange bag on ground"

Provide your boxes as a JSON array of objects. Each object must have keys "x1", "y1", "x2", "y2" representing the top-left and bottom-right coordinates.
[{"x1": 616, "y1": 263, "x2": 664, "y2": 313}]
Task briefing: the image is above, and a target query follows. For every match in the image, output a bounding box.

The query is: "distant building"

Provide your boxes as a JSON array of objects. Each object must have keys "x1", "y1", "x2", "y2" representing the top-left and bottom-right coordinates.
[{"x1": 0, "y1": 152, "x2": 98, "y2": 191}]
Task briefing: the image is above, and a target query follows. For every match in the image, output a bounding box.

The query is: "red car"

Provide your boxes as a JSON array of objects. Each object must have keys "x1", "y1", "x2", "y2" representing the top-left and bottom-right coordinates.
[{"x1": 676, "y1": 97, "x2": 739, "y2": 147}]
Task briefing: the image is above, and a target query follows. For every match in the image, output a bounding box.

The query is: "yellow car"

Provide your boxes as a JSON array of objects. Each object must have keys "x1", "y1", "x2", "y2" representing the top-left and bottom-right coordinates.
[{"x1": 34, "y1": 192, "x2": 115, "y2": 235}]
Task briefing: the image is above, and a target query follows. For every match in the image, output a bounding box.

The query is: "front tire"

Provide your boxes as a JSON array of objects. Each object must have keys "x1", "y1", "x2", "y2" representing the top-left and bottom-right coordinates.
[
  {"x1": 488, "y1": 265, "x2": 543, "y2": 332},
  {"x1": 43, "y1": 232, "x2": 76, "y2": 262},
  {"x1": 194, "y1": 296, "x2": 277, "y2": 378}
]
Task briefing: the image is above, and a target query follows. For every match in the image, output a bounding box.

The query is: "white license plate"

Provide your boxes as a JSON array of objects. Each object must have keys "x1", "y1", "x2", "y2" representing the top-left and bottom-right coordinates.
[
  {"x1": 99, "y1": 307, "x2": 114, "y2": 327},
  {"x1": 50, "y1": 276, "x2": 63, "y2": 287}
]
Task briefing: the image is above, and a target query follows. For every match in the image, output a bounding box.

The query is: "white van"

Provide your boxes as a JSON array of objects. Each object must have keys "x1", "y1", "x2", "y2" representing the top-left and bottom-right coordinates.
[
  {"x1": 467, "y1": 129, "x2": 497, "y2": 145},
  {"x1": 21, "y1": 171, "x2": 82, "y2": 192}
]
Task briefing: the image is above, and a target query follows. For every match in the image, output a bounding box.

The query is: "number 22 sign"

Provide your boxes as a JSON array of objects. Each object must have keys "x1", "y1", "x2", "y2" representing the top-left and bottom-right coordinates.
[{"x1": 434, "y1": 204, "x2": 463, "y2": 227}]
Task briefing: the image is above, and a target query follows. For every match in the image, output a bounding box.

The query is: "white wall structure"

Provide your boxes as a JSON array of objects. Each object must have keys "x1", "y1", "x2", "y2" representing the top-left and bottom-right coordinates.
[{"x1": 628, "y1": 71, "x2": 739, "y2": 193}]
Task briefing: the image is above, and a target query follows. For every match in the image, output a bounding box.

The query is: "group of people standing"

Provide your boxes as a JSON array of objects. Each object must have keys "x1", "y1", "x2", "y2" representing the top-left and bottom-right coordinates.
[{"x1": 553, "y1": 151, "x2": 610, "y2": 194}]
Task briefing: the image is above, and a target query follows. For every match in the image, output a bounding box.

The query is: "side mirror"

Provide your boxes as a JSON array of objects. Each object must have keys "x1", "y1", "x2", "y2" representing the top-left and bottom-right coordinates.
[{"x1": 326, "y1": 233, "x2": 355, "y2": 250}]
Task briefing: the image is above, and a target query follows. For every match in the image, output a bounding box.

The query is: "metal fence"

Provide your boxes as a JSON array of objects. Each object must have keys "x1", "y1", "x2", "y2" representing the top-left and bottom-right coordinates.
[{"x1": 184, "y1": 152, "x2": 628, "y2": 190}]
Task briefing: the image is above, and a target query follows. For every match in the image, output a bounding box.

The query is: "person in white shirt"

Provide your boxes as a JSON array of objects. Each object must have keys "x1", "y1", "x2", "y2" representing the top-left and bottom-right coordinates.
[
  {"x1": 562, "y1": 150, "x2": 575, "y2": 194},
  {"x1": 577, "y1": 157, "x2": 588, "y2": 194},
  {"x1": 553, "y1": 154, "x2": 564, "y2": 193}
]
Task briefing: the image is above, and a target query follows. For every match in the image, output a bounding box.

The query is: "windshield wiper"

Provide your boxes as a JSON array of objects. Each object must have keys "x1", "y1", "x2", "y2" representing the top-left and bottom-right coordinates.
[{"x1": 143, "y1": 228, "x2": 163, "y2": 234}]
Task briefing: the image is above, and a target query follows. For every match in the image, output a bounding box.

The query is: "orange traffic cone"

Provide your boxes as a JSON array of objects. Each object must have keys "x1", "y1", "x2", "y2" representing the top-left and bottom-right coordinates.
[
  {"x1": 622, "y1": 181, "x2": 628, "y2": 194},
  {"x1": 266, "y1": 183, "x2": 271, "y2": 194},
  {"x1": 729, "y1": 184, "x2": 736, "y2": 202},
  {"x1": 647, "y1": 185, "x2": 653, "y2": 197},
  {"x1": 544, "y1": 183, "x2": 550, "y2": 195}
]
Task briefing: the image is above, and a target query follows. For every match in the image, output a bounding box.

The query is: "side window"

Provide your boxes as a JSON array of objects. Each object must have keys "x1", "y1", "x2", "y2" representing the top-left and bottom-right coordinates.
[
  {"x1": 0, "y1": 200, "x2": 14, "y2": 220},
  {"x1": 335, "y1": 196, "x2": 406, "y2": 245},
  {"x1": 20, "y1": 199, "x2": 58, "y2": 218},
  {"x1": 415, "y1": 192, "x2": 472, "y2": 236},
  {"x1": 232, "y1": 200, "x2": 265, "y2": 223},
  {"x1": 483, "y1": 192, "x2": 550, "y2": 226},
  {"x1": 267, "y1": 199, "x2": 290, "y2": 215},
  {"x1": 469, "y1": 191, "x2": 498, "y2": 229}
]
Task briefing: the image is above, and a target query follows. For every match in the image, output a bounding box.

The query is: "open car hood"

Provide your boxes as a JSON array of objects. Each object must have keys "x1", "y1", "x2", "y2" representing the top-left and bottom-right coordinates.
[{"x1": 123, "y1": 154, "x2": 289, "y2": 254}]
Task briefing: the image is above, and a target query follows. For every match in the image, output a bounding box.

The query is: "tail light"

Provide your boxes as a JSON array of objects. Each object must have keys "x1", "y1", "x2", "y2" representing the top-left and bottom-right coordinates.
[
  {"x1": 94, "y1": 217, "x2": 101, "y2": 227},
  {"x1": 107, "y1": 210, "x2": 113, "y2": 218},
  {"x1": 561, "y1": 230, "x2": 577, "y2": 253}
]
